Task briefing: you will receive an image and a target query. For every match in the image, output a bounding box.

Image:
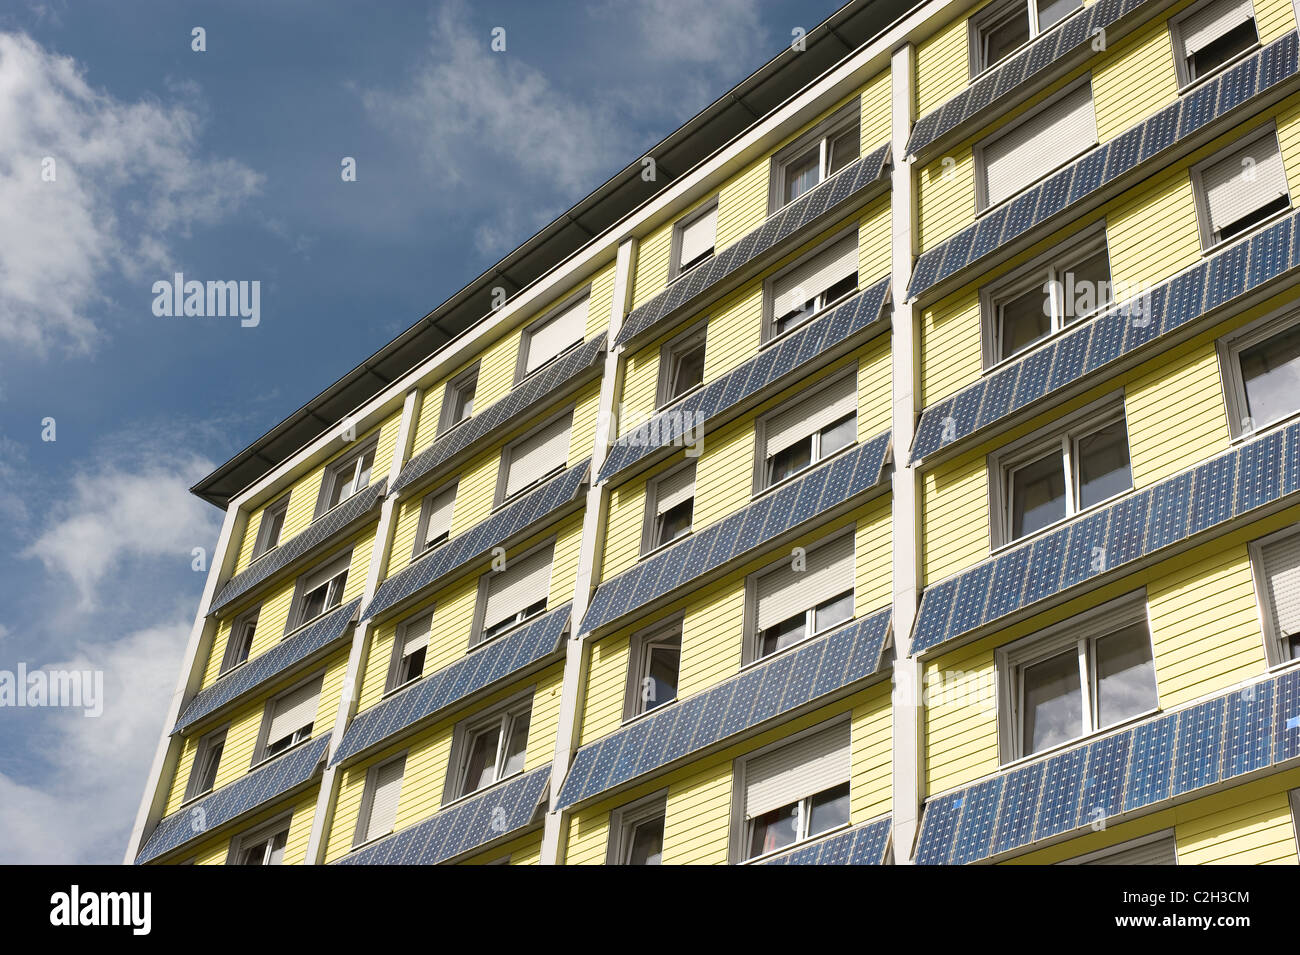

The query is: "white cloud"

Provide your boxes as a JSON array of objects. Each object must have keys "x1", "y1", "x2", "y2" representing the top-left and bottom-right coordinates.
[
  {"x1": 0, "y1": 32, "x2": 262, "y2": 354},
  {"x1": 601, "y1": 0, "x2": 764, "y2": 66}
]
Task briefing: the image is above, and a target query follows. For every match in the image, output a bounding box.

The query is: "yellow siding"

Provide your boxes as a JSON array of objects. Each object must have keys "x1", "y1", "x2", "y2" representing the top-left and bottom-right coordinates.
[
  {"x1": 857, "y1": 195, "x2": 892, "y2": 283},
  {"x1": 568, "y1": 380, "x2": 602, "y2": 467},
  {"x1": 586, "y1": 261, "x2": 617, "y2": 337},
  {"x1": 699, "y1": 283, "x2": 763, "y2": 385},
  {"x1": 921, "y1": 451, "x2": 989, "y2": 585},
  {"x1": 916, "y1": 148, "x2": 976, "y2": 252},
  {"x1": 358, "y1": 590, "x2": 441, "y2": 712},
  {"x1": 661, "y1": 758, "x2": 733, "y2": 865},
  {"x1": 1275, "y1": 94, "x2": 1300, "y2": 206},
  {"x1": 282, "y1": 792, "x2": 318, "y2": 865},
  {"x1": 923, "y1": 643, "x2": 998, "y2": 794},
  {"x1": 677, "y1": 578, "x2": 746, "y2": 700},
  {"x1": 1125, "y1": 340, "x2": 1230, "y2": 487},
  {"x1": 461, "y1": 829, "x2": 544, "y2": 864},
  {"x1": 919, "y1": 288, "x2": 981, "y2": 406},
  {"x1": 548, "y1": 513, "x2": 586, "y2": 611},
  {"x1": 1175, "y1": 789, "x2": 1299, "y2": 864},
  {"x1": 1105, "y1": 171, "x2": 1200, "y2": 292},
  {"x1": 1257, "y1": 0, "x2": 1299, "y2": 42},
  {"x1": 850, "y1": 681, "x2": 893, "y2": 820},
  {"x1": 601, "y1": 474, "x2": 649, "y2": 580},
  {"x1": 856, "y1": 335, "x2": 893, "y2": 440},
  {"x1": 854, "y1": 499, "x2": 894, "y2": 615},
  {"x1": 524, "y1": 664, "x2": 565, "y2": 770},
  {"x1": 859, "y1": 67, "x2": 892, "y2": 150},
  {"x1": 177, "y1": 791, "x2": 317, "y2": 865},
  {"x1": 446, "y1": 445, "x2": 498, "y2": 539},
  {"x1": 632, "y1": 215, "x2": 683, "y2": 310},
  {"x1": 691, "y1": 415, "x2": 755, "y2": 528},
  {"x1": 914, "y1": 11, "x2": 971, "y2": 117},
  {"x1": 1090, "y1": 19, "x2": 1177, "y2": 143},
  {"x1": 579, "y1": 631, "x2": 632, "y2": 745},
  {"x1": 564, "y1": 804, "x2": 613, "y2": 865},
  {"x1": 618, "y1": 334, "x2": 662, "y2": 437},
  {"x1": 715, "y1": 157, "x2": 770, "y2": 252},
  {"x1": 389, "y1": 490, "x2": 426, "y2": 571}
]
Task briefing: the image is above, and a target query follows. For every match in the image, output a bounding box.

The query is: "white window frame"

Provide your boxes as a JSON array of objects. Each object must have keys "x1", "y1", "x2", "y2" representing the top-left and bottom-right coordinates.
[
  {"x1": 470, "y1": 538, "x2": 555, "y2": 647},
  {"x1": 988, "y1": 394, "x2": 1131, "y2": 550},
  {"x1": 1190, "y1": 123, "x2": 1292, "y2": 251},
  {"x1": 252, "y1": 670, "x2": 324, "y2": 767},
  {"x1": 287, "y1": 550, "x2": 352, "y2": 630},
  {"x1": 669, "y1": 198, "x2": 718, "y2": 281},
  {"x1": 1168, "y1": 0, "x2": 1260, "y2": 90},
  {"x1": 607, "y1": 790, "x2": 669, "y2": 865},
  {"x1": 184, "y1": 724, "x2": 229, "y2": 803},
  {"x1": 439, "y1": 364, "x2": 479, "y2": 435},
  {"x1": 514, "y1": 287, "x2": 590, "y2": 384},
  {"x1": 352, "y1": 751, "x2": 407, "y2": 849},
  {"x1": 314, "y1": 438, "x2": 379, "y2": 519},
  {"x1": 1216, "y1": 304, "x2": 1300, "y2": 441},
  {"x1": 494, "y1": 407, "x2": 573, "y2": 508},
  {"x1": 641, "y1": 460, "x2": 697, "y2": 556},
  {"x1": 968, "y1": 0, "x2": 1084, "y2": 77},
  {"x1": 623, "y1": 620, "x2": 683, "y2": 721},
  {"x1": 656, "y1": 320, "x2": 708, "y2": 409},
  {"x1": 767, "y1": 102, "x2": 861, "y2": 213},
  {"x1": 752, "y1": 364, "x2": 859, "y2": 494},
  {"x1": 1290, "y1": 789, "x2": 1300, "y2": 858},
  {"x1": 227, "y1": 812, "x2": 293, "y2": 866},
  {"x1": 251, "y1": 494, "x2": 290, "y2": 561},
  {"x1": 1247, "y1": 524, "x2": 1300, "y2": 667},
  {"x1": 1060, "y1": 829, "x2": 1179, "y2": 864},
  {"x1": 446, "y1": 691, "x2": 534, "y2": 805},
  {"x1": 761, "y1": 225, "x2": 861, "y2": 345},
  {"x1": 996, "y1": 592, "x2": 1158, "y2": 763},
  {"x1": 412, "y1": 480, "x2": 457, "y2": 560},
  {"x1": 220, "y1": 606, "x2": 261, "y2": 675},
  {"x1": 980, "y1": 225, "x2": 1111, "y2": 369},
  {"x1": 386, "y1": 607, "x2": 434, "y2": 693}
]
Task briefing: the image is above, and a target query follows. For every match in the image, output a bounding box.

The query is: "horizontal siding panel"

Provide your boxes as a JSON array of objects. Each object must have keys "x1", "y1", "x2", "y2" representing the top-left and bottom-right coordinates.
[
  {"x1": 579, "y1": 632, "x2": 632, "y2": 746},
  {"x1": 917, "y1": 149, "x2": 976, "y2": 251},
  {"x1": 662, "y1": 759, "x2": 732, "y2": 865},
  {"x1": 1177, "y1": 790, "x2": 1299, "y2": 864},
  {"x1": 1091, "y1": 20, "x2": 1179, "y2": 142},
  {"x1": 716, "y1": 158, "x2": 769, "y2": 252},
  {"x1": 921, "y1": 451, "x2": 990, "y2": 585},
  {"x1": 1125, "y1": 340, "x2": 1230, "y2": 487},
  {"x1": 1106, "y1": 171, "x2": 1201, "y2": 294},
  {"x1": 920, "y1": 289, "x2": 982, "y2": 406},
  {"x1": 1257, "y1": 0, "x2": 1298, "y2": 42},
  {"x1": 914, "y1": 12, "x2": 969, "y2": 117},
  {"x1": 924, "y1": 645, "x2": 998, "y2": 793},
  {"x1": 851, "y1": 682, "x2": 893, "y2": 820}
]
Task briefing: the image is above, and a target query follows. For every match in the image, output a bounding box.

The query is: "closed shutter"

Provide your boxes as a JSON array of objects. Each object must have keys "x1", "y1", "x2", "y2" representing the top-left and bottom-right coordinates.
[
  {"x1": 1261, "y1": 532, "x2": 1300, "y2": 639},
  {"x1": 483, "y1": 545, "x2": 554, "y2": 631},
  {"x1": 1083, "y1": 836, "x2": 1177, "y2": 865},
  {"x1": 772, "y1": 234, "x2": 859, "y2": 319},
  {"x1": 362, "y1": 756, "x2": 405, "y2": 843},
  {"x1": 678, "y1": 206, "x2": 717, "y2": 268},
  {"x1": 505, "y1": 413, "x2": 572, "y2": 498},
  {"x1": 756, "y1": 534, "x2": 855, "y2": 630},
  {"x1": 1181, "y1": 0, "x2": 1254, "y2": 53},
  {"x1": 982, "y1": 83, "x2": 1096, "y2": 207},
  {"x1": 765, "y1": 373, "x2": 857, "y2": 457},
  {"x1": 524, "y1": 296, "x2": 588, "y2": 374},
  {"x1": 655, "y1": 464, "x2": 696, "y2": 515},
  {"x1": 401, "y1": 611, "x2": 433, "y2": 657},
  {"x1": 745, "y1": 723, "x2": 851, "y2": 819},
  {"x1": 266, "y1": 676, "x2": 322, "y2": 744},
  {"x1": 1202, "y1": 134, "x2": 1288, "y2": 234},
  {"x1": 422, "y1": 485, "x2": 456, "y2": 548}
]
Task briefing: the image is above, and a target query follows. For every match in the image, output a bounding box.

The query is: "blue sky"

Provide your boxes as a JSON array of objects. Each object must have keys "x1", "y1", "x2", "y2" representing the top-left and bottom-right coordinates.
[{"x1": 0, "y1": 0, "x2": 845, "y2": 863}]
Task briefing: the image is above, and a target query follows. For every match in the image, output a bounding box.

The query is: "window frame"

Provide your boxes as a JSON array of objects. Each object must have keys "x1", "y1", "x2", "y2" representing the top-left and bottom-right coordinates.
[
  {"x1": 219, "y1": 606, "x2": 261, "y2": 675},
  {"x1": 967, "y1": 0, "x2": 1084, "y2": 77},
  {"x1": 668, "y1": 198, "x2": 718, "y2": 281},
  {"x1": 1189, "y1": 123, "x2": 1292, "y2": 251},
  {"x1": 251, "y1": 494, "x2": 290, "y2": 561},
  {"x1": 352, "y1": 751, "x2": 408, "y2": 849},
  {"x1": 987, "y1": 394, "x2": 1131, "y2": 550},
  {"x1": 760, "y1": 225, "x2": 861, "y2": 345},
  {"x1": 1217, "y1": 304, "x2": 1300, "y2": 441},
  {"x1": 623, "y1": 619, "x2": 684, "y2": 722},
  {"x1": 445, "y1": 690, "x2": 534, "y2": 805},
  {"x1": 1060, "y1": 829, "x2": 1179, "y2": 865},
  {"x1": 287, "y1": 550, "x2": 352, "y2": 631},
  {"x1": 470, "y1": 538, "x2": 555, "y2": 648},
  {"x1": 494, "y1": 406, "x2": 574, "y2": 508},
  {"x1": 767, "y1": 101, "x2": 861, "y2": 213},
  {"x1": 607, "y1": 790, "x2": 669, "y2": 865},
  {"x1": 656, "y1": 320, "x2": 709, "y2": 409},
  {"x1": 386, "y1": 607, "x2": 434, "y2": 694},
  {"x1": 411, "y1": 479, "x2": 458, "y2": 561},
  {"x1": 252, "y1": 669, "x2": 324, "y2": 767},
  {"x1": 314, "y1": 437, "x2": 379, "y2": 520},
  {"x1": 996, "y1": 592, "x2": 1158, "y2": 763},
  {"x1": 1247, "y1": 524, "x2": 1300, "y2": 668},
  {"x1": 514, "y1": 287, "x2": 591, "y2": 385},
  {"x1": 227, "y1": 812, "x2": 293, "y2": 866},
  {"x1": 439, "y1": 364, "x2": 480, "y2": 435},
  {"x1": 752, "y1": 364, "x2": 859, "y2": 495},
  {"x1": 183, "y1": 723, "x2": 229, "y2": 803},
  {"x1": 641, "y1": 459, "x2": 697, "y2": 557},
  {"x1": 1168, "y1": 0, "x2": 1260, "y2": 90}
]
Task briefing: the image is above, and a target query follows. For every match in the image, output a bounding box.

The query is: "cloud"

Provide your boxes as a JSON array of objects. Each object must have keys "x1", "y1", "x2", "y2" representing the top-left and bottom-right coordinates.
[{"x1": 0, "y1": 31, "x2": 262, "y2": 355}]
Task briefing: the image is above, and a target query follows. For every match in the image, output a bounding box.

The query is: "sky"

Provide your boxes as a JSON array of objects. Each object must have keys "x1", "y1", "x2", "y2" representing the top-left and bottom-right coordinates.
[{"x1": 0, "y1": 0, "x2": 849, "y2": 863}]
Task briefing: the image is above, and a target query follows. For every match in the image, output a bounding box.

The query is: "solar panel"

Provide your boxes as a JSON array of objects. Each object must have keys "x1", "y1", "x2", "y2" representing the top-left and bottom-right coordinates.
[
  {"x1": 1032, "y1": 746, "x2": 1086, "y2": 840},
  {"x1": 949, "y1": 776, "x2": 1003, "y2": 865},
  {"x1": 758, "y1": 814, "x2": 892, "y2": 865}
]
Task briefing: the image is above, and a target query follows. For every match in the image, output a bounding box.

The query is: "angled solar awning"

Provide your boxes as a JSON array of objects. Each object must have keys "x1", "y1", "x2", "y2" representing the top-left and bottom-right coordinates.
[
  {"x1": 907, "y1": 30, "x2": 1300, "y2": 302},
  {"x1": 334, "y1": 764, "x2": 550, "y2": 865},
  {"x1": 175, "y1": 598, "x2": 361, "y2": 735},
  {"x1": 364, "y1": 459, "x2": 589, "y2": 622},
  {"x1": 910, "y1": 209, "x2": 1300, "y2": 467},
  {"x1": 911, "y1": 421, "x2": 1300, "y2": 656},
  {"x1": 916, "y1": 666, "x2": 1300, "y2": 864},
  {"x1": 135, "y1": 732, "x2": 330, "y2": 864},
  {"x1": 330, "y1": 604, "x2": 570, "y2": 767},
  {"x1": 614, "y1": 143, "x2": 891, "y2": 350},
  {"x1": 599, "y1": 275, "x2": 892, "y2": 484},
  {"x1": 757, "y1": 813, "x2": 892, "y2": 864},
  {"x1": 210, "y1": 479, "x2": 386, "y2": 616},
  {"x1": 392, "y1": 333, "x2": 607, "y2": 496},
  {"x1": 555, "y1": 606, "x2": 892, "y2": 810},
  {"x1": 581, "y1": 431, "x2": 892, "y2": 636}
]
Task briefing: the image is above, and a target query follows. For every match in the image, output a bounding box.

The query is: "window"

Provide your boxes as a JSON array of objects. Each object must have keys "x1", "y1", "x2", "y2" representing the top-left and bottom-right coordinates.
[
  {"x1": 970, "y1": 0, "x2": 1082, "y2": 75},
  {"x1": 609, "y1": 794, "x2": 667, "y2": 865},
  {"x1": 1192, "y1": 128, "x2": 1291, "y2": 248},
  {"x1": 440, "y1": 366, "x2": 478, "y2": 433},
  {"x1": 184, "y1": 726, "x2": 227, "y2": 801},
  {"x1": 993, "y1": 403, "x2": 1132, "y2": 545},
  {"x1": 757, "y1": 369, "x2": 857, "y2": 490},
  {"x1": 1220, "y1": 310, "x2": 1300, "y2": 437},
  {"x1": 252, "y1": 495, "x2": 289, "y2": 560},
  {"x1": 413, "y1": 483, "x2": 456, "y2": 558},
  {"x1": 355, "y1": 754, "x2": 405, "y2": 847},
  {"x1": 258, "y1": 674, "x2": 323, "y2": 762},
  {"x1": 1171, "y1": 0, "x2": 1258, "y2": 87},
  {"x1": 498, "y1": 411, "x2": 572, "y2": 504},
  {"x1": 1250, "y1": 526, "x2": 1300, "y2": 665},
  {"x1": 475, "y1": 543, "x2": 554, "y2": 645},
  {"x1": 643, "y1": 462, "x2": 696, "y2": 554},
  {"x1": 231, "y1": 818, "x2": 291, "y2": 866},
  {"x1": 291, "y1": 552, "x2": 350, "y2": 628},
  {"x1": 983, "y1": 233, "x2": 1112, "y2": 364},
  {"x1": 671, "y1": 200, "x2": 717, "y2": 278},
  {"x1": 625, "y1": 624, "x2": 682, "y2": 719},
  {"x1": 1063, "y1": 832, "x2": 1178, "y2": 865},
  {"x1": 320, "y1": 443, "x2": 376, "y2": 514},
  {"x1": 767, "y1": 232, "x2": 859, "y2": 339},
  {"x1": 658, "y1": 324, "x2": 707, "y2": 407},
  {"x1": 998, "y1": 595, "x2": 1158, "y2": 760},
  {"x1": 737, "y1": 722, "x2": 851, "y2": 861},
  {"x1": 771, "y1": 108, "x2": 859, "y2": 210},
  {"x1": 388, "y1": 609, "x2": 433, "y2": 692},
  {"x1": 451, "y1": 698, "x2": 531, "y2": 799},
  {"x1": 220, "y1": 607, "x2": 259, "y2": 674},
  {"x1": 750, "y1": 533, "x2": 855, "y2": 662},
  {"x1": 977, "y1": 80, "x2": 1095, "y2": 210},
  {"x1": 519, "y1": 292, "x2": 588, "y2": 379}
]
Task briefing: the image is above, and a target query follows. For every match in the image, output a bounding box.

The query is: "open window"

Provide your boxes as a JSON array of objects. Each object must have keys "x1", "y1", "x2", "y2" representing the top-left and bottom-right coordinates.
[
  {"x1": 230, "y1": 816, "x2": 292, "y2": 866},
  {"x1": 220, "y1": 606, "x2": 260, "y2": 675},
  {"x1": 317, "y1": 441, "x2": 377, "y2": 517},
  {"x1": 440, "y1": 365, "x2": 479, "y2": 434},
  {"x1": 289, "y1": 551, "x2": 351, "y2": 629},
  {"x1": 387, "y1": 608, "x2": 433, "y2": 692},
  {"x1": 643, "y1": 462, "x2": 696, "y2": 554},
  {"x1": 449, "y1": 696, "x2": 532, "y2": 800},
  {"x1": 252, "y1": 495, "x2": 289, "y2": 561},
  {"x1": 354, "y1": 753, "x2": 406, "y2": 847},
  {"x1": 609, "y1": 792, "x2": 667, "y2": 865},
  {"x1": 1249, "y1": 526, "x2": 1300, "y2": 666},
  {"x1": 969, "y1": 0, "x2": 1082, "y2": 75},
  {"x1": 1191, "y1": 126, "x2": 1291, "y2": 249},
  {"x1": 1219, "y1": 308, "x2": 1300, "y2": 438},
  {"x1": 256, "y1": 673, "x2": 323, "y2": 763},
  {"x1": 624, "y1": 622, "x2": 682, "y2": 720},
  {"x1": 657, "y1": 323, "x2": 707, "y2": 407},
  {"x1": 1170, "y1": 0, "x2": 1258, "y2": 88},
  {"x1": 184, "y1": 725, "x2": 228, "y2": 802},
  {"x1": 748, "y1": 532, "x2": 855, "y2": 663},
  {"x1": 766, "y1": 231, "x2": 859, "y2": 341},
  {"x1": 413, "y1": 482, "x2": 456, "y2": 559}
]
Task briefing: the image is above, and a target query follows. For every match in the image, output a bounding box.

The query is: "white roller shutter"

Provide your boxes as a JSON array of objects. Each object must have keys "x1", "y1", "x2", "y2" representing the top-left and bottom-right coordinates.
[
  {"x1": 422, "y1": 485, "x2": 456, "y2": 548},
  {"x1": 765, "y1": 373, "x2": 857, "y2": 457},
  {"x1": 772, "y1": 234, "x2": 859, "y2": 319},
  {"x1": 1202, "y1": 134, "x2": 1288, "y2": 235},
  {"x1": 1181, "y1": 0, "x2": 1254, "y2": 53},
  {"x1": 524, "y1": 296, "x2": 588, "y2": 374},
  {"x1": 266, "y1": 676, "x2": 322, "y2": 744},
  {"x1": 505, "y1": 413, "x2": 572, "y2": 498},
  {"x1": 756, "y1": 534, "x2": 855, "y2": 630},
  {"x1": 361, "y1": 756, "x2": 405, "y2": 843},
  {"x1": 1261, "y1": 532, "x2": 1300, "y2": 640},
  {"x1": 401, "y1": 611, "x2": 433, "y2": 657},
  {"x1": 1082, "y1": 836, "x2": 1177, "y2": 865},
  {"x1": 483, "y1": 545, "x2": 554, "y2": 631},
  {"x1": 982, "y1": 83, "x2": 1096, "y2": 208},
  {"x1": 745, "y1": 723, "x2": 851, "y2": 819},
  {"x1": 678, "y1": 206, "x2": 717, "y2": 269},
  {"x1": 655, "y1": 465, "x2": 696, "y2": 515}
]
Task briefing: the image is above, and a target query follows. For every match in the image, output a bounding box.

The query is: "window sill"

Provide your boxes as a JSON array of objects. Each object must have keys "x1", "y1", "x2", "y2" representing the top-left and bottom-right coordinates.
[
  {"x1": 1000, "y1": 705, "x2": 1161, "y2": 771},
  {"x1": 740, "y1": 820, "x2": 853, "y2": 865},
  {"x1": 639, "y1": 529, "x2": 693, "y2": 562},
  {"x1": 247, "y1": 734, "x2": 316, "y2": 773},
  {"x1": 1203, "y1": 204, "x2": 1293, "y2": 254},
  {"x1": 179, "y1": 788, "x2": 215, "y2": 809},
  {"x1": 382, "y1": 676, "x2": 421, "y2": 700},
  {"x1": 435, "y1": 414, "x2": 472, "y2": 440},
  {"x1": 654, "y1": 381, "x2": 704, "y2": 416},
  {"x1": 438, "y1": 768, "x2": 526, "y2": 812},
  {"x1": 1228, "y1": 407, "x2": 1300, "y2": 446},
  {"x1": 1176, "y1": 43, "x2": 1261, "y2": 96},
  {"x1": 751, "y1": 439, "x2": 859, "y2": 502},
  {"x1": 990, "y1": 483, "x2": 1133, "y2": 557},
  {"x1": 738, "y1": 615, "x2": 858, "y2": 674},
  {"x1": 621, "y1": 697, "x2": 679, "y2": 728}
]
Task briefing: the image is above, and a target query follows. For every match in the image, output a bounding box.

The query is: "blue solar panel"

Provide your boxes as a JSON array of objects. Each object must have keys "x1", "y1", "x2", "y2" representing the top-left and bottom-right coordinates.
[
  {"x1": 1103, "y1": 124, "x2": 1144, "y2": 183},
  {"x1": 1223, "y1": 681, "x2": 1273, "y2": 780},
  {"x1": 759, "y1": 815, "x2": 892, "y2": 865},
  {"x1": 1139, "y1": 100, "x2": 1180, "y2": 162},
  {"x1": 1046, "y1": 321, "x2": 1092, "y2": 391},
  {"x1": 915, "y1": 791, "x2": 963, "y2": 865},
  {"x1": 1079, "y1": 731, "x2": 1130, "y2": 825},
  {"x1": 1058, "y1": 509, "x2": 1109, "y2": 591},
  {"x1": 969, "y1": 206, "x2": 1008, "y2": 261},
  {"x1": 1189, "y1": 453, "x2": 1236, "y2": 535},
  {"x1": 1235, "y1": 429, "x2": 1283, "y2": 514},
  {"x1": 1010, "y1": 345, "x2": 1055, "y2": 409},
  {"x1": 990, "y1": 762, "x2": 1045, "y2": 856},
  {"x1": 1124, "y1": 712, "x2": 1177, "y2": 812},
  {"x1": 1034, "y1": 747, "x2": 1087, "y2": 840},
  {"x1": 949, "y1": 776, "x2": 1003, "y2": 865},
  {"x1": 1205, "y1": 242, "x2": 1250, "y2": 311},
  {"x1": 1173, "y1": 698, "x2": 1225, "y2": 796}
]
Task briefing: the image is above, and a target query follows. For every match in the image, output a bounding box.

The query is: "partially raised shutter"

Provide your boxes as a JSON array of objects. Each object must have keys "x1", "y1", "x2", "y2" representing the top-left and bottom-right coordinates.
[
  {"x1": 1261, "y1": 531, "x2": 1300, "y2": 640},
  {"x1": 401, "y1": 611, "x2": 433, "y2": 656},
  {"x1": 745, "y1": 723, "x2": 850, "y2": 819},
  {"x1": 1083, "y1": 836, "x2": 1177, "y2": 865},
  {"x1": 655, "y1": 465, "x2": 696, "y2": 515},
  {"x1": 755, "y1": 534, "x2": 855, "y2": 630},
  {"x1": 678, "y1": 206, "x2": 717, "y2": 269},
  {"x1": 1202, "y1": 134, "x2": 1288, "y2": 235},
  {"x1": 1181, "y1": 0, "x2": 1254, "y2": 54},
  {"x1": 362, "y1": 756, "x2": 405, "y2": 843},
  {"x1": 483, "y1": 544, "x2": 554, "y2": 631},
  {"x1": 772, "y1": 234, "x2": 859, "y2": 319},
  {"x1": 266, "y1": 676, "x2": 322, "y2": 744},
  {"x1": 422, "y1": 485, "x2": 456, "y2": 548},
  {"x1": 524, "y1": 296, "x2": 588, "y2": 374},
  {"x1": 982, "y1": 83, "x2": 1095, "y2": 208},
  {"x1": 505, "y1": 414, "x2": 571, "y2": 498},
  {"x1": 765, "y1": 372, "x2": 857, "y2": 458}
]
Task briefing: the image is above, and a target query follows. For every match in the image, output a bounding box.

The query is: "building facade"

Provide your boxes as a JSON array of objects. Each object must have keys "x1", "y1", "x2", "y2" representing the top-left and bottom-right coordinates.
[{"x1": 129, "y1": 0, "x2": 1300, "y2": 865}]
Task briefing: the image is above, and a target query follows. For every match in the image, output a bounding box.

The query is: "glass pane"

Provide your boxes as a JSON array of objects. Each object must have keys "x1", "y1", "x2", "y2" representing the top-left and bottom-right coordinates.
[
  {"x1": 355, "y1": 448, "x2": 375, "y2": 490},
  {"x1": 1060, "y1": 248, "x2": 1111, "y2": 323},
  {"x1": 776, "y1": 300, "x2": 817, "y2": 335},
  {"x1": 808, "y1": 782, "x2": 851, "y2": 836},
  {"x1": 768, "y1": 437, "x2": 813, "y2": 485},
  {"x1": 267, "y1": 830, "x2": 287, "y2": 865},
  {"x1": 817, "y1": 414, "x2": 857, "y2": 459},
  {"x1": 1021, "y1": 648, "x2": 1082, "y2": 755},
  {"x1": 784, "y1": 146, "x2": 821, "y2": 204},
  {"x1": 827, "y1": 124, "x2": 860, "y2": 176},
  {"x1": 644, "y1": 641, "x2": 681, "y2": 712},
  {"x1": 1095, "y1": 623, "x2": 1157, "y2": 728},
  {"x1": 454, "y1": 381, "x2": 475, "y2": 422},
  {"x1": 655, "y1": 500, "x2": 694, "y2": 548},
  {"x1": 999, "y1": 283, "x2": 1053, "y2": 358},
  {"x1": 670, "y1": 342, "x2": 706, "y2": 399},
  {"x1": 1076, "y1": 421, "x2": 1132, "y2": 509},
  {"x1": 1037, "y1": 0, "x2": 1081, "y2": 31},
  {"x1": 814, "y1": 591, "x2": 854, "y2": 634},
  {"x1": 626, "y1": 815, "x2": 665, "y2": 865},
  {"x1": 198, "y1": 740, "x2": 223, "y2": 793},
  {"x1": 1010, "y1": 451, "x2": 1067, "y2": 539},
  {"x1": 749, "y1": 802, "x2": 799, "y2": 858},
  {"x1": 821, "y1": 272, "x2": 859, "y2": 309},
  {"x1": 460, "y1": 727, "x2": 499, "y2": 796},
  {"x1": 760, "y1": 614, "x2": 806, "y2": 658},
  {"x1": 400, "y1": 646, "x2": 426, "y2": 685},
  {"x1": 501, "y1": 710, "x2": 531, "y2": 778},
  {"x1": 1240, "y1": 322, "x2": 1300, "y2": 429},
  {"x1": 1289, "y1": 632, "x2": 1300, "y2": 661},
  {"x1": 300, "y1": 584, "x2": 328, "y2": 622},
  {"x1": 1189, "y1": 18, "x2": 1259, "y2": 81},
  {"x1": 264, "y1": 508, "x2": 285, "y2": 550},
  {"x1": 982, "y1": 7, "x2": 1031, "y2": 68}
]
